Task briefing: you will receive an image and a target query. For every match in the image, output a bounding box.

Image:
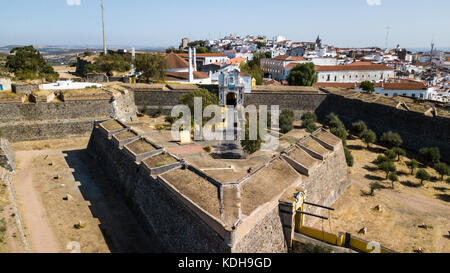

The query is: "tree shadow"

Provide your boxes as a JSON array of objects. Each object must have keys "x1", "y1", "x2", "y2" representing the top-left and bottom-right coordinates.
[
  {"x1": 443, "y1": 235, "x2": 450, "y2": 240},
  {"x1": 363, "y1": 165, "x2": 377, "y2": 172},
  {"x1": 368, "y1": 147, "x2": 385, "y2": 154},
  {"x1": 364, "y1": 174, "x2": 384, "y2": 181},
  {"x1": 435, "y1": 194, "x2": 450, "y2": 202},
  {"x1": 347, "y1": 145, "x2": 363, "y2": 151},
  {"x1": 401, "y1": 181, "x2": 421, "y2": 188},
  {"x1": 63, "y1": 149, "x2": 164, "y2": 253},
  {"x1": 433, "y1": 187, "x2": 448, "y2": 193},
  {"x1": 396, "y1": 170, "x2": 409, "y2": 176}
]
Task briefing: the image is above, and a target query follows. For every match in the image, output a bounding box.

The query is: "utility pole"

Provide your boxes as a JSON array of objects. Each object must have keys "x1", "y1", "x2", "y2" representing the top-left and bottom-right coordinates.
[
  {"x1": 385, "y1": 25, "x2": 390, "y2": 51},
  {"x1": 101, "y1": 0, "x2": 107, "y2": 55}
]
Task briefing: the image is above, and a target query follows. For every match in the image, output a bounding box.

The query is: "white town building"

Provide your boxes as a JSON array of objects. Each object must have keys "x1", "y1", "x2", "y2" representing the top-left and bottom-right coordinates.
[{"x1": 315, "y1": 63, "x2": 395, "y2": 83}]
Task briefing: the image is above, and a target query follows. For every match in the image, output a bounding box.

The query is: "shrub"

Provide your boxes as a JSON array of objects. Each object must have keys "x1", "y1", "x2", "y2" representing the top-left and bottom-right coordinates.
[
  {"x1": 360, "y1": 81, "x2": 375, "y2": 93},
  {"x1": 141, "y1": 105, "x2": 148, "y2": 114},
  {"x1": 304, "y1": 121, "x2": 318, "y2": 133},
  {"x1": 203, "y1": 146, "x2": 212, "y2": 153},
  {"x1": 419, "y1": 147, "x2": 440, "y2": 165},
  {"x1": 344, "y1": 147, "x2": 354, "y2": 167},
  {"x1": 280, "y1": 109, "x2": 294, "y2": 134},
  {"x1": 416, "y1": 169, "x2": 430, "y2": 186},
  {"x1": 331, "y1": 126, "x2": 348, "y2": 144},
  {"x1": 380, "y1": 131, "x2": 403, "y2": 148},
  {"x1": 154, "y1": 106, "x2": 163, "y2": 117},
  {"x1": 361, "y1": 129, "x2": 376, "y2": 149},
  {"x1": 165, "y1": 116, "x2": 176, "y2": 125},
  {"x1": 301, "y1": 112, "x2": 317, "y2": 123},
  {"x1": 351, "y1": 121, "x2": 367, "y2": 137},
  {"x1": 326, "y1": 113, "x2": 345, "y2": 130},
  {"x1": 384, "y1": 149, "x2": 397, "y2": 161},
  {"x1": 406, "y1": 159, "x2": 419, "y2": 175},
  {"x1": 434, "y1": 162, "x2": 450, "y2": 181}
]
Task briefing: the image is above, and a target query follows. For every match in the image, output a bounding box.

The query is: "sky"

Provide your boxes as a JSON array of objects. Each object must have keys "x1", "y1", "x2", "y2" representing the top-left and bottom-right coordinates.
[{"x1": 1, "y1": 0, "x2": 449, "y2": 50}]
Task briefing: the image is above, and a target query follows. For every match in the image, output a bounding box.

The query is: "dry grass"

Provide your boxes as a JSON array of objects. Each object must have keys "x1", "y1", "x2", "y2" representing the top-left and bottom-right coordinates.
[
  {"x1": 114, "y1": 130, "x2": 137, "y2": 141},
  {"x1": 101, "y1": 120, "x2": 125, "y2": 132},
  {"x1": 161, "y1": 169, "x2": 221, "y2": 218},
  {"x1": 287, "y1": 146, "x2": 319, "y2": 168},
  {"x1": 311, "y1": 138, "x2": 450, "y2": 253},
  {"x1": 126, "y1": 139, "x2": 156, "y2": 155},
  {"x1": 241, "y1": 159, "x2": 299, "y2": 216},
  {"x1": 143, "y1": 154, "x2": 177, "y2": 168}
]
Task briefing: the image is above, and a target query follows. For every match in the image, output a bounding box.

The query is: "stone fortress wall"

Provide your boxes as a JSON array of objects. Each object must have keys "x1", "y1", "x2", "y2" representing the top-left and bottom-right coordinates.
[
  {"x1": 87, "y1": 119, "x2": 350, "y2": 253},
  {"x1": 0, "y1": 85, "x2": 137, "y2": 142},
  {"x1": 132, "y1": 84, "x2": 450, "y2": 162}
]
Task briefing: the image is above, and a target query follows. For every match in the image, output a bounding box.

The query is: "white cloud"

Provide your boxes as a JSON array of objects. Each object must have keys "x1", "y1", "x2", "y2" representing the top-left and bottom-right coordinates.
[
  {"x1": 66, "y1": 0, "x2": 81, "y2": 6},
  {"x1": 366, "y1": 0, "x2": 381, "y2": 6}
]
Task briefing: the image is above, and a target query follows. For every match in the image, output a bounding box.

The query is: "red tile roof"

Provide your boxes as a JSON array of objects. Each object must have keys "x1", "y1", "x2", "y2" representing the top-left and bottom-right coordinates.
[
  {"x1": 166, "y1": 53, "x2": 189, "y2": 69},
  {"x1": 383, "y1": 81, "x2": 427, "y2": 90},
  {"x1": 165, "y1": 71, "x2": 210, "y2": 80}
]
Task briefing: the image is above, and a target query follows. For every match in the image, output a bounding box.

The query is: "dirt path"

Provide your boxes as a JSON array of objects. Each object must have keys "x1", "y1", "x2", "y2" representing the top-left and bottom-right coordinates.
[{"x1": 13, "y1": 151, "x2": 61, "y2": 253}]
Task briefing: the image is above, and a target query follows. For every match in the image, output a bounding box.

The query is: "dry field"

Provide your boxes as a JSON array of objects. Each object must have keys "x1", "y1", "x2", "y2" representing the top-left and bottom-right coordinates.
[
  {"x1": 311, "y1": 137, "x2": 450, "y2": 253},
  {"x1": 4, "y1": 137, "x2": 160, "y2": 253}
]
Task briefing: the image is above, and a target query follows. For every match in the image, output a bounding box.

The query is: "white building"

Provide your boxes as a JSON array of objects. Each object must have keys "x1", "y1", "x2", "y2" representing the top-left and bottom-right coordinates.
[
  {"x1": 369, "y1": 80, "x2": 434, "y2": 99},
  {"x1": 315, "y1": 63, "x2": 395, "y2": 83},
  {"x1": 260, "y1": 55, "x2": 309, "y2": 81},
  {"x1": 218, "y1": 66, "x2": 252, "y2": 107},
  {"x1": 40, "y1": 80, "x2": 102, "y2": 90},
  {"x1": 0, "y1": 78, "x2": 12, "y2": 91}
]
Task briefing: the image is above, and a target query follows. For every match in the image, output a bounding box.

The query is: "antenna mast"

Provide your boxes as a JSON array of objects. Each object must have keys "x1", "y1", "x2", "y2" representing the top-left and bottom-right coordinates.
[
  {"x1": 101, "y1": 0, "x2": 107, "y2": 55},
  {"x1": 385, "y1": 25, "x2": 390, "y2": 51}
]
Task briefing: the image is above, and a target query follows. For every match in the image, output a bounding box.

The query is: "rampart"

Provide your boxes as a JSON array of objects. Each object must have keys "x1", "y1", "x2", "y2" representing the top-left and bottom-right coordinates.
[
  {"x1": 87, "y1": 120, "x2": 350, "y2": 253},
  {"x1": 129, "y1": 83, "x2": 450, "y2": 162},
  {"x1": 0, "y1": 86, "x2": 137, "y2": 142},
  {"x1": 315, "y1": 90, "x2": 450, "y2": 162}
]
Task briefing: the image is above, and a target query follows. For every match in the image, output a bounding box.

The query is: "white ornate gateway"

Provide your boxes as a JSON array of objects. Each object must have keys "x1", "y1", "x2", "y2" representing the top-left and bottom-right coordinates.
[{"x1": 218, "y1": 66, "x2": 252, "y2": 107}]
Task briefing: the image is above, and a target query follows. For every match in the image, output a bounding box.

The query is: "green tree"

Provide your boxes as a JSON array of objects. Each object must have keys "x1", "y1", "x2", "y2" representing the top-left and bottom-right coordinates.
[
  {"x1": 331, "y1": 126, "x2": 348, "y2": 144},
  {"x1": 240, "y1": 62, "x2": 263, "y2": 85},
  {"x1": 360, "y1": 81, "x2": 375, "y2": 93},
  {"x1": 406, "y1": 159, "x2": 419, "y2": 175},
  {"x1": 361, "y1": 129, "x2": 376, "y2": 149},
  {"x1": 287, "y1": 63, "x2": 318, "y2": 86},
  {"x1": 351, "y1": 121, "x2": 367, "y2": 137},
  {"x1": 377, "y1": 160, "x2": 396, "y2": 180},
  {"x1": 280, "y1": 109, "x2": 294, "y2": 134},
  {"x1": 179, "y1": 88, "x2": 219, "y2": 115},
  {"x1": 416, "y1": 169, "x2": 430, "y2": 186},
  {"x1": 135, "y1": 53, "x2": 167, "y2": 82},
  {"x1": 344, "y1": 147, "x2": 354, "y2": 167},
  {"x1": 326, "y1": 113, "x2": 345, "y2": 130},
  {"x1": 419, "y1": 147, "x2": 441, "y2": 165},
  {"x1": 392, "y1": 147, "x2": 406, "y2": 161},
  {"x1": 241, "y1": 119, "x2": 262, "y2": 154},
  {"x1": 95, "y1": 54, "x2": 131, "y2": 77},
  {"x1": 301, "y1": 112, "x2": 318, "y2": 133},
  {"x1": 380, "y1": 131, "x2": 403, "y2": 148},
  {"x1": 384, "y1": 149, "x2": 397, "y2": 161},
  {"x1": 388, "y1": 172, "x2": 399, "y2": 189},
  {"x1": 434, "y1": 162, "x2": 450, "y2": 181},
  {"x1": 6, "y1": 45, "x2": 59, "y2": 82}
]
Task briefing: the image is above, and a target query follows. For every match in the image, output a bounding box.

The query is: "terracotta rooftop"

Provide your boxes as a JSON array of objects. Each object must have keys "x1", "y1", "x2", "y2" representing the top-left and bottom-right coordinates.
[
  {"x1": 383, "y1": 81, "x2": 427, "y2": 90},
  {"x1": 166, "y1": 53, "x2": 189, "y2": 69},
  {"x1": 165, "y1": 71, "x2": 210, "y2": 80}
]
